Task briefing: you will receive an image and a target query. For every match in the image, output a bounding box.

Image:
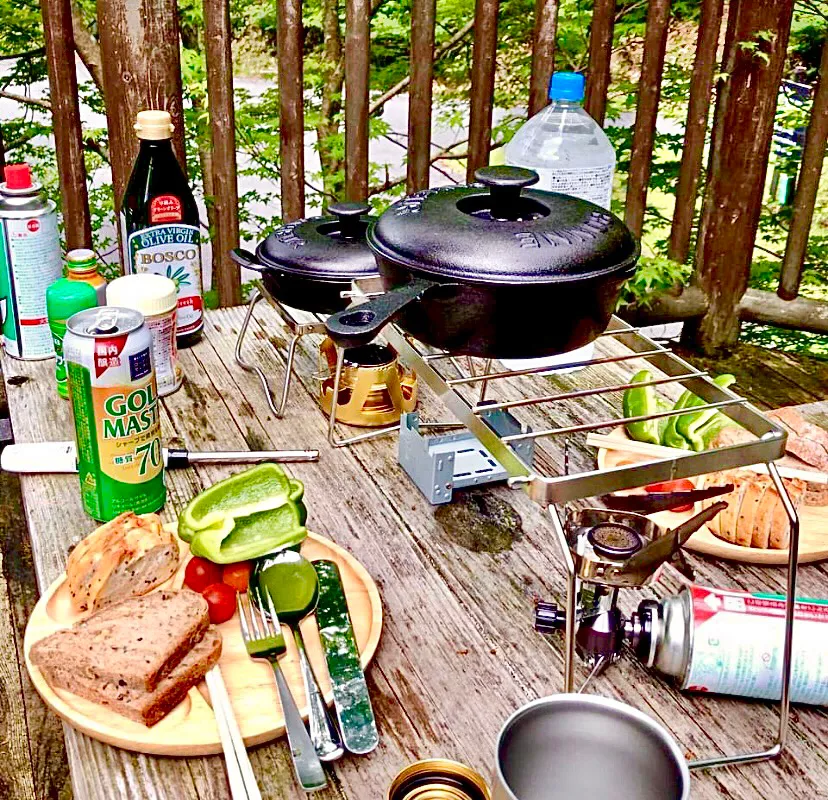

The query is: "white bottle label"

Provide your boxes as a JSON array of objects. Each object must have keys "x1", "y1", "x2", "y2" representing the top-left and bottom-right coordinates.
[
  {"x1": 530, "y1": 165, "x2": 614, "y2": 210},
  {"x1": 0, "y1": 212, "x2": 62, "y2": 359},
  {"x1": 125, "y1": 223, "x2": 203, "y2": 336},
  {"x1": 685, "y1": 586, "x2": 828, "y2": 705}
]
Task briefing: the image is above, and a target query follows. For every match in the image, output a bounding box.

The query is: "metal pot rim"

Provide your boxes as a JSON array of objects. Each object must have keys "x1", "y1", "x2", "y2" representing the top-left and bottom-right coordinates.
[{"x1": 493, "y1": 694, "x2": 691, "y2": 800}]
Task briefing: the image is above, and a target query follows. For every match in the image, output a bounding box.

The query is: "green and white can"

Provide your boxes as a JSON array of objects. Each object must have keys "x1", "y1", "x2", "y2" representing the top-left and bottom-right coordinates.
[
  {"x1": 46, "y1": 278, "x2": 98, "y2": 399},
  {"x1": 64, "y1": 306, "x2": 166, "y2": 520}
]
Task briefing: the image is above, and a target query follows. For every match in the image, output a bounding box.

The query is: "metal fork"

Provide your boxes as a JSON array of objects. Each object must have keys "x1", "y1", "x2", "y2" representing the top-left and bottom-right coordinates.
[{"x1": 237, "y1": 589, "x2": 327, "y2": 792}]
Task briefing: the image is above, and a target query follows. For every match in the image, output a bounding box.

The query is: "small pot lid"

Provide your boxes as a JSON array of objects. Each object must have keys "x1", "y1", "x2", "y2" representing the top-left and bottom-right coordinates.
[
  {"x1": 256, "y1": 202, "x2": 379, "y2": 280},
  {"x1": 368, "y1": 167, "x2": 639, "y2": 284}
]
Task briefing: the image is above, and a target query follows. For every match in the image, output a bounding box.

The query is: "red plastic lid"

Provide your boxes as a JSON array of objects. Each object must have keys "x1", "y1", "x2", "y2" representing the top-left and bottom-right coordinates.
[{"x1": 4, "y1": 164, "x2": 32, "y2": 190}]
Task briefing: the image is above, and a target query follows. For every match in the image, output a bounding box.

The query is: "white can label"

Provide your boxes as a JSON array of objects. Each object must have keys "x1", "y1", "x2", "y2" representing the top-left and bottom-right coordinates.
[
  {"x1": 145, "y1": 311, "x2": 181, "y2": 395},
  {"x1": 0, "y1": 213, "x2": 62, "y2": 358},
  {"x1": 530, "y1": 165, "x2": 614, "y2": 210},
  {"x1": 686, "y1": 586, "x2": 828, "y2": 704},
  {"x1": 125, "y1": 224, "x2": 203, "y2": 336}
]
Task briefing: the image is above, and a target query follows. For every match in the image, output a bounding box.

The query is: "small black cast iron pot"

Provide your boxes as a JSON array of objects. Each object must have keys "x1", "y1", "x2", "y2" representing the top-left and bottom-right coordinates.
[
  {"x1": 230, "y1": 202, "x2": 378, "y2": 314},
  {"x1": 325, "y1": 167, "x2": 640, "y2": 359}
]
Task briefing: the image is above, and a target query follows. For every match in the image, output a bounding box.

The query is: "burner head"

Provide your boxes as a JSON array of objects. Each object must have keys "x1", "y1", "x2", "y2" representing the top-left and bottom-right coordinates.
[
  {"x1": 319, "y1": 338, "x2": 417, "y2": 427},
  {"x1": 587, "y1": 522, "x2": 643, "y2": 560}
]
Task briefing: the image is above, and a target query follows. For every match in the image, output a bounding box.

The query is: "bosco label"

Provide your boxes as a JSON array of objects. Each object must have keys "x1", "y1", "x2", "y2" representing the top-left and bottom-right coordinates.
[{"x1": 126, "y1": 224, "x2": 203, "y2": 335}]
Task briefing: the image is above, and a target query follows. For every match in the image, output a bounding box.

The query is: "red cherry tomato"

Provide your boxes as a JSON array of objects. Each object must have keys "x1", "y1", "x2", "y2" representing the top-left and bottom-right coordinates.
[
  {"x1": 202, "y1": 582, "x2": 237, "y2": 624},
  {"x1": 645, "y1": 478, "x2": 696, "y2": 513},
  {"x1": 184, "y1": 557, "x2": 223, "y2": 593},
  {"x1": 222, "y1": 561, "x2": 252, "y2": 593}
]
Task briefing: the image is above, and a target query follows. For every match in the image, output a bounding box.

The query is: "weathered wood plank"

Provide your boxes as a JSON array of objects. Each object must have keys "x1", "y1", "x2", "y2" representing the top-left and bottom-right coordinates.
[
  {"x1": 40, "y1": 0, "x2": 92, "y2": 249},
  {"x1": 4, "y1": 310, "x2": 828, "y2": 800},
  {"x1": 204, "y1": 0, "x2": 242, "y2": 306}
]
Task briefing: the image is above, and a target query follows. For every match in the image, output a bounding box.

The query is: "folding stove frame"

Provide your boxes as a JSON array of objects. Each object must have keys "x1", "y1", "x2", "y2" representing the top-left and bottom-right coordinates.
[{"x1": 378, "y1": 316, "x2": 801, "y2": 773}]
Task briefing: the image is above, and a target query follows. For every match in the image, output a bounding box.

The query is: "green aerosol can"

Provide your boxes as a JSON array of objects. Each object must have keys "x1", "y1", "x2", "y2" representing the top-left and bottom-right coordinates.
[{"x1": 0, "y1": 164, "x2": 63, "y2": 359}]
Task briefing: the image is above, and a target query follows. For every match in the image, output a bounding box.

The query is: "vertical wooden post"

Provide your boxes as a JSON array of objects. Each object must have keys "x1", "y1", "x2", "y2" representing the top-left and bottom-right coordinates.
[
  {"x1": 528, "y1": 0, "x2": 558, "y2": 117},
  {"x1": 584, "y1": 0, "x2": 616, "y2": 125},
  {"x1": 467, "y1": 0, "x2": 500, "y2": 181},
  {"x1": 778, "y1": 37, "x2": 828, "y2": 300},
  {"x1": 668, "y1": 0, "x2": 725, "y2": 264},
  {"x1": 277, "y1": 0, "x2": 306, "y2": 220},
  {"x1": 683, "y1": 0, "x2": 795, "y2": 353},
  {"x1": 407, "y1": 0, "x2": 436, "y2": 194},
  {"x1": 204, "y1": 0, "x2": 241, "y2": 306},
  {"x1": 41, "y1": 0, "x2": 92, "y2": 249},
  {"x1": 345, "y1": 0, "x2": 370, "y2": 201},
  {"x1": 623, "y1": 0, "x2": 671, "y2": 238},
  {"x1": 97, "y1": 0, "x2": 186, "y2": 221}
]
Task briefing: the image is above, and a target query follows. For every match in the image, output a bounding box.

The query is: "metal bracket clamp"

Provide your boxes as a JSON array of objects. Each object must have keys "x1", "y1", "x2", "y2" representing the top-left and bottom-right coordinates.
[{"x1": 398, "y1": 409, "x2": 535, "y2": 504}]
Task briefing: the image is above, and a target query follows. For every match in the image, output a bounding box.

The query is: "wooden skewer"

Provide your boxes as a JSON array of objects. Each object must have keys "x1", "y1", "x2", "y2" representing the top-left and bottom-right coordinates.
[{"x1": 586, "y1": 432, "x2": 828, "y2": 485}]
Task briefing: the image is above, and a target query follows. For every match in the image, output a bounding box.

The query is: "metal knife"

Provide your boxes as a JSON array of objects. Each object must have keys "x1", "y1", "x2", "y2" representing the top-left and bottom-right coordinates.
[
  {"x1": 313, "y1": 559, "x2": 379, "y2": 755},
  {"x1": 0, "y1": 441, "x2": 319, "y2": 473}
]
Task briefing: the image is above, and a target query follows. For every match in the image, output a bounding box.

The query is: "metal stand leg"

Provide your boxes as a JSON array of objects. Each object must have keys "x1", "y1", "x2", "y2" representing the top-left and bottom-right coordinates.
[
  {"x1": 234, "y1": 288, "x2": 300, "y2": 419},
  {"x1": 689, "y1": 460, "x2": 799, "y2": 770},
  {"x1": 548, "y1": 505, "x2": 577, "y2": 693}
]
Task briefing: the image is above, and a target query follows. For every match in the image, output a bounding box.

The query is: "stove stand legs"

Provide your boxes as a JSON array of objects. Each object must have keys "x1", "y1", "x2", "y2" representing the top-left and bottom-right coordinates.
[
  {"x1": 234, "y1": 288, "x2": 300, "y2": 420},
  {"x1": 548, "y1": 460, "x2": 801, "y2": 771},
  {"x1": 689, "y1": 460, "x2": 799, "y2": 771}
]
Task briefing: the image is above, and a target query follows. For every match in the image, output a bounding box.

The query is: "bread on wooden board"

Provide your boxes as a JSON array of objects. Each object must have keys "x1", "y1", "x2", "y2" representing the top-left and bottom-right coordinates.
[
  {"x1": 41, "y1": 628, "x2": 222, "y2": 727},
  {"x1": 767, "y1": 407, "x2": 828, "y2": 471},
  {"x1": 66, "y1": 512, "x2": 179, "y2": 613},
  {"x1": 700, "y1": 470, "x2": 805, "y2": 550},
  {"x1": 30, "y1": 590, "x2": 210, "y2": 693}
]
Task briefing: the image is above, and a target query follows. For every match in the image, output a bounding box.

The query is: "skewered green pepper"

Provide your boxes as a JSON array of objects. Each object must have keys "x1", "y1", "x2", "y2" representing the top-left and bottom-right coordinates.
[
  {"x1": 623, "y1": 370, "x2": 664, "y2": 445},
  {"x1": 675, "y1": 373, "x2": 736, "y2": 451}
]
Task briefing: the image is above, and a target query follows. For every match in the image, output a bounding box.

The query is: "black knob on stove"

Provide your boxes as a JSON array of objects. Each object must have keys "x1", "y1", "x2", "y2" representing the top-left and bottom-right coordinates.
[{"x1": 534, "y1": 600, "x2": 566, "y2": 634}]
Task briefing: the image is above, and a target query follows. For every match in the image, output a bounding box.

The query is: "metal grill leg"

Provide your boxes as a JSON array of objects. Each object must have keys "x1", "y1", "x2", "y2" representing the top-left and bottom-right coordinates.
[
  {"x1": 548, "y1": 505, "x2": 577, "y2": 693},
  {"x1": 234, "y1": 287, "x2": 301, "y2": 419},
  {"x1": 689, "y1": 460, "x2": 799, "y2": 770}
]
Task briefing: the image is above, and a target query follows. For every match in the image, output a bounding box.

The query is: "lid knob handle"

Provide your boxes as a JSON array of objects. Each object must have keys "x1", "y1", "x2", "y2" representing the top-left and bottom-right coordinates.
[
  {"x1": 474, "y1": 166, "x2": 539, "y2": 221},
  {"x1": 328, "y1": 201, "x2": 371, "y2": 240}
]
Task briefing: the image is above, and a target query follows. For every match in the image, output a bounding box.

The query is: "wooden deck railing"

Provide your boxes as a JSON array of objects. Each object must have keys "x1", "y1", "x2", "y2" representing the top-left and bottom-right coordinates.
[{"x1": 31, "y1": 0, "x2": 828, "y2": 353}]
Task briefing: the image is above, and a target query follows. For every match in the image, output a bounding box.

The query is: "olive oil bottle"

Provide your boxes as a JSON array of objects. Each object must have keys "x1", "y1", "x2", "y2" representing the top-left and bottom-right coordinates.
[{"x1": 120, "y1": 110, "x2": 203, "y2": 346}]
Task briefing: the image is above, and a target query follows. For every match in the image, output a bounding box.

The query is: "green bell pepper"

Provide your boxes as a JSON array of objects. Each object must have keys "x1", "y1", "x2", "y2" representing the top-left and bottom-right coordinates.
[
  {"x1": 675, "y1": 374, "x2": 736, "y2": 451},
  {"x1": 623, "y1": 370, "x2": 664, "y2": 445},
  {"x1": 661, "y1": 389, "x2": 696, "y2": 450}
]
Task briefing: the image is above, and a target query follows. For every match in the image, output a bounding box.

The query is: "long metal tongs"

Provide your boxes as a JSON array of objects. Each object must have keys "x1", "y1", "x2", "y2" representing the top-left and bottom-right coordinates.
[{"x1": 600, "y1": 484, "x2": 733, "y2": 515}]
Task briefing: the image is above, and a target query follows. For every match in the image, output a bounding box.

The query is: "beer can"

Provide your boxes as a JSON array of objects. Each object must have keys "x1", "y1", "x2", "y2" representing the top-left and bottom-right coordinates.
[
  {"x1": 64, "y1": 307, "x2": 166, "y2": 520},
  {"x1": 631, "y1": 585, "x2": 828, "y2": 705},
  {"x1": 388, "y1": 759, "x2": 491, "y2": 800},
  {"x1": 0, "y1": 164, "x2": 63, "y2": 359}
]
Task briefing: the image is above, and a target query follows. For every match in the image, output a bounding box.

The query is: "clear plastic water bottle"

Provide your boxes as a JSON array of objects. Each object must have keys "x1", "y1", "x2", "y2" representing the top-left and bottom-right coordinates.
[
  {"x1": 502, "y1": 71, "x2": 616, "y2": 373},
  {"x1": 505, "y1": 71, "x2": 615, "y2": 209}
]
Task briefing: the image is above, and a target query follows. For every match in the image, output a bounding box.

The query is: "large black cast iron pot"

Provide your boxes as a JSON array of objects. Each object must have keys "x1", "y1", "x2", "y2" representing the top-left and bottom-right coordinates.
[
  {"x1": 325, "y1": 167, "x2": 640, "y2": 359},
  {"x1": 229, "y1": 202, "x2": 378, "y2": 314}
]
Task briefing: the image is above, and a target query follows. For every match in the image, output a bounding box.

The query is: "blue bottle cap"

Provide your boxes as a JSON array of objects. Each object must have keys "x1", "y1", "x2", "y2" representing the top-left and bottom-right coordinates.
[{"x1": 548, "y1": 71, "x2": 585, "y2": 102}]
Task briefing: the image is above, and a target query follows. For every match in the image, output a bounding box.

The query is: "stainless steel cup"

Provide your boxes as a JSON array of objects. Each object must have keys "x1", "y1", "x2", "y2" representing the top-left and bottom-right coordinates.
[{"x1": 492, "y1": 695, "x2": 690, "y2": 800}]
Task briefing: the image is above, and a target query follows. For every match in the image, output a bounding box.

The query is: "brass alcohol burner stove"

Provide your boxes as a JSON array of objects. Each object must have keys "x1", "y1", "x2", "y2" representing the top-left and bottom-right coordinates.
[{"x1": 318, "y1": 338, "x2": 417, "y2": 427}]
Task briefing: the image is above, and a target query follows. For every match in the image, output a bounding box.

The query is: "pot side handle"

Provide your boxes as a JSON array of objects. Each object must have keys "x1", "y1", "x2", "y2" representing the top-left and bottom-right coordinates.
[
  {"x1": 230, "y1": 248, "x2": 264, "y2": 272},
  {"x1": 325, "y1": 277, "x2": 435, "y2": 348}
]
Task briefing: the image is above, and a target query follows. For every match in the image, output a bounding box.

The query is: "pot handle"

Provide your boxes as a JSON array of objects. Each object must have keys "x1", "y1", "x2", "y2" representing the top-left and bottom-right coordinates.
[
  {"x1": 328, "y1": 201, "x2": 370, "y2": 240},
  {"x1": 230, "y1": 248, "x2": 263, "y2": 272},
  {"x1": 325, "y1": 277, "x2": 435, "y2": 348}
]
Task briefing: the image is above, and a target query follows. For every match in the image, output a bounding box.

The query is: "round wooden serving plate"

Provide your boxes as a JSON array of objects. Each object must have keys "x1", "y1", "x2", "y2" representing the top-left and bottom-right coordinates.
[
  {"x1": 24, "y1": 530, "x2": 383, "y2": 756},
  {"x1": 598, "y1": 428, "x2": 828, "y2": 565}
]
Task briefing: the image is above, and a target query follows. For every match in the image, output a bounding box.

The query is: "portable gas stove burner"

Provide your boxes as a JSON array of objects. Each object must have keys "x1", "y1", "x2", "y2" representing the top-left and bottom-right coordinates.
[
  {"x1": 235, "y1": 282, "x2": 422, "y2": 446},
  {"x1": 587, "y1": 522, "x2": 643, "y2": 560},
  {"x1": 318, "y1": 339, "x2": 417, "y2": 427}
]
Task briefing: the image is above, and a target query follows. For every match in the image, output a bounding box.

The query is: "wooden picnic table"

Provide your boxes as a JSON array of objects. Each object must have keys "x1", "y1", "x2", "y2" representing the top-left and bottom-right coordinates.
[{"x1": 2, "y1": 304, "x2": 828, "y2": 800}]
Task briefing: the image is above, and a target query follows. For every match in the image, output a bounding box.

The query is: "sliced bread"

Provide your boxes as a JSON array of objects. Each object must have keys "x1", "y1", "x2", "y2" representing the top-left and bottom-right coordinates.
[
  {"x1": 66, "y1": 512, "x2": 179, "y2": 613},
  {"x1": 42, "y1": 628, "x2": 222, "y2": 726},
  {"x1": 30, "y1": 590, "x2": 209, "y2": 693}
]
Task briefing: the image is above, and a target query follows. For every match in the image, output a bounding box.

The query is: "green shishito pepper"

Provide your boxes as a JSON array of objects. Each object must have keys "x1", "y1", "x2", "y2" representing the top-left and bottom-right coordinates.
[
  {"x1": 623, "y1": 370, "x2": 664, "y2": 445},
  {"x1": 675, "y1": 373, "x2": 736, "y2": 451}
]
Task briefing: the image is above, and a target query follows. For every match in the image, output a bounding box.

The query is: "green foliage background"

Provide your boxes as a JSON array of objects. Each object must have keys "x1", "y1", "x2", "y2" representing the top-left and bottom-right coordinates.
[{"x1": 0, "y1": 0, "x2": 825, "y2": 354}]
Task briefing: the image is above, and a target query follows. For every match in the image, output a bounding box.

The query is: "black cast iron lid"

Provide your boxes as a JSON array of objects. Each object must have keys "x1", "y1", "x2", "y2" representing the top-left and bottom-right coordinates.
[
  {"x1": 368, "y1": 166, "x2": 639, "y2": 284},
  {"x1": 256, "y1": 202, "x2": 379, "y2": 280}
]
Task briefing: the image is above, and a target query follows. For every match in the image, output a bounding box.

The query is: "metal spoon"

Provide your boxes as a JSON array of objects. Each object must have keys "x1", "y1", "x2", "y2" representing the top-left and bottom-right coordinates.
[{"x1": 252, "y1": 551, "x2": 344, "y2": 762}]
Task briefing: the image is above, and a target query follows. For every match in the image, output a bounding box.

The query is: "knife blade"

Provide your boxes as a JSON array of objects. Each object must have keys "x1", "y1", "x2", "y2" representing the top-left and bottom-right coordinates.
[
  {"x1": 0, "y1": 442, "x2": 319, "y2": 473},
  {"x1": 313, "y1": 559, "x2": 379, "y2": 755}
]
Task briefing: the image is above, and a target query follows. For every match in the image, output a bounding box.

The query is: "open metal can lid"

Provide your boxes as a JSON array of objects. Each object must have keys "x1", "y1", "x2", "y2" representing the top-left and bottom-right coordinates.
[{"x1": 388, "y1": 759, "x2": 491, "y2": 800}]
